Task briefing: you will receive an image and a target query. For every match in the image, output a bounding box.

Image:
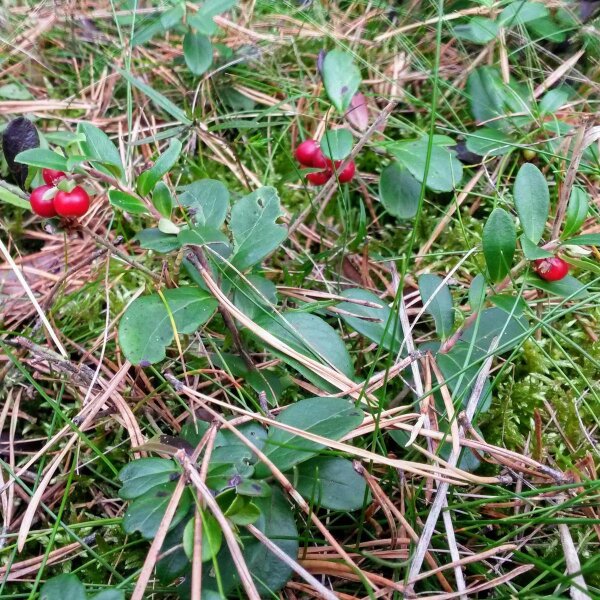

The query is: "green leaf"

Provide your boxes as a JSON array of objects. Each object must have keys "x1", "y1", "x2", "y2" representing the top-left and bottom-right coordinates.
[
  {"x1": 156, "y1": 518, "x2": 194, "y2": 583},
  {"x1": 226, "y1": 498, "x2": 261, "y2": 525},
  {"x1": 0, "y1": 83, "x2": 33, "y2": 100},
  {"x1": 187, "y1": 12, "x2": 219, "y2": 35},
  {"x1": 118, "y1": 69, "x2": 192, "y2": 125},
  {"x1": 90, "y1": 590, "x2": 125, "y2": 600},
  {"x1": 293, "y1": 456, "x2": 369, "y2": 510},
  {"x1": 78, "y1": 122, "x2": 124, "y2": 178},
  {"x1": 118, "y1": 287, "x2": 218, "y2": 365},
  {"x1": 337, "y1": 288, "x2": 403, "y2": 353},
  {"x1": 160, "y1": 4, "x2": 185, "y2": 29},
  {"x1": 0, "y1": 182, "x2": 30, "y2": 209},
  {"x1": 183, "y1": 30, "x2": 213, "y2": 76},
  {"x1": 513, "y1": 163, "x2": 549, "y2": 244},
  {"x1": 322, "y1": 50, "x2": 361, "y2": 113},
  {"x1": 520, "y1": 234, "x2": 553, "y2": 260},
  {"x1": 500, "y1": 1, "x2": 548, "y2": 26},
  {"x1": 230, "y1": 187, "x2": 286, "y2": 270},
  {"x1": 467, "y1": 67, "x2": 506, "y2": 125},
  {"x1": 118, "y1": 458, "x2": 178, "y2": 499},
  {"x1": 183, "y1": 513, "x2": 223, "y2": 561},
  {"x1": 540, "y1": 88, "x2": 569, "y2": 114},
  {"x1": 178, "y1": 225, "x2": 231, "y2": 258},
  {"x1": 482, "y1": 208, "x2": 516, "y2": 282},
  {"x1": 321, "y1": 128, "x2": 353, "y2": 160},
  {"x1": 255, "y1": 397, "x2": 363, "y2": 477},
  {"x1": 379, "y1": 162, "x2": 421, "y2": 219},
  {"x1": 233, "y1": 274, "x2": 278, "y2": 320},
  {"x1": 196, "y1": 0, "x2": 236, "y2": 19},
  {"x1": 562, "y1": 187, "x2": 589, "y2": 239},
  {"x1": 562, "y1": 234, "x2": 600, "y2": 247},
  {"x1": 464, "y1": 127, "x2": 512, "y2": 156},
  {"x1": 454, "y1": 16, "x2": 499, "y2": 44},
  {"x1": 179, "y1": 179, "x2": 230, "y2": 227},
  {"x1": 469, "y1": 274, "x2": 486, "y2": 311},
  {"x1": 134, "y1": 228, "x2": 182, "y2": 253},
  {"x1": 108, "y1": 190, "x2": 149, "y2": 214},
  {"x1": 131, "y1": 15, "x2": 165, "y2": 46},
  {"x1": 41, "y1": 574, "x2": 86, "y2": 600},
  {"x1": 526, "y1": 274, "x2": 588, "y2": 298},
  {"x1": 158, "y1": 218, "x2": 180, "y2": 234},
  {"x1": 253, "y1": 311, "x2": 353, "y2": 391},
  {"x1": 390, "y1": 137, "x2": 463, "y2": 192},
  {"x1": 419, "y1": 274, "x2": 454, "y2": 339},
  {"x1": 137, "y1": 138, "x2": 182, "y2": 196},
  {"x1": 244, "y1": 487, "x2": 298, "y2": 595},
  {"x1": 14, "y1": 148, "x2": 67, "y2": 171},
  {"x1": 153, "y1": 181, "x2": 173, "y2": 218},
  {"x1": 527, "y1": 16, "x2": 567, "y2": 43},
  {"x1": 123, "y1": 483, "x2": 192, "y2": 539}
]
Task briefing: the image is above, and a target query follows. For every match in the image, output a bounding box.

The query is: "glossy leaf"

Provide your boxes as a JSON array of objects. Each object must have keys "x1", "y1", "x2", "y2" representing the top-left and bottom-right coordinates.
[
  {"x1": 137, "y1": 138, "x2": 182, "y2": 196},
  {"x1": 562, "y1": 234, "x2": 600, "y2": 247},
  {"x1": 337, "y1": 288, "x2": 403, "y2": 353},
  {"x1": 562, "y1": 187, "x2": 589, "y2": 239},
  {"x1": 0, "y1": 182, "x2": 31, "y2": 209},
  {"x1": 108, "y1": 190, "x2": 149, "y2": 214},
  {"x1": 540, "y1": 88, "x2": 569, "y2": 114},
  {"x1": 230, "y1": 187, "x2": 286, "y2": 270},
  {"x1": 482, "y1": 207, "x2": 516, "y2": 282},
  {"x1": 419, "y1": 274, "x2": 454, "y2": 339},
  {"x1": 179, "y1": 178, "x2": 230, "y2": 227},
  {"x1": 15, "y1": 148, "x2": 67, "y2": 171},
  {"x1": 526, "y1": 274, "x2": 588, "y2": 298},
  {"x1": 178, "y1": 225, "x2": 231, "y2": 258},
  {"x1": 293, "y1": 456, "x2": 369, "y2": 510},
  {"x1": 390, "y1": 137, "x2": 463, "y2": 192},
  {"x1": 183, "y1": 31, "x2": 213, "y2": 76},
  {"x1": 467, "y1": 67, "x2": 506, "y2": 125},
  {"x1": 78, "y1": 122, "x2": 124, "y2": 178},
  {"x1": 379, "y1": 162, "x2": 421, "y2": 219},
  {"x1": 322, "y1": 50, "x2": 361, "y2": 113},
  {"x1": 123, "y1": 483, "x2": 192, "y2": 539},
  {"x1": 464, "y1": 127, "x2": 512, "y2": 156},
  {"x1": 118, "y1": 458, "x2": 178, "y2": 499},
  {"x1": 134, "y1": 228, "x2": 182, "y2": 253},
  {"x1": 321, "y1": 128, "x2": 353, "y2": 160},
  {"x1": 520, "y1": 234, "x2": 553, "y2": 260},
  {"x1": 513, "y1": 163, "x2": 549, "y2": 244},
  {"x1": 253, "y1": 311, "x2": 353, "y2": 391},
  {"x1": 469, "y1": 274, "x2": 487, "y2": 311},
  {"x1": 152, "y1": 181, "x2": 173, "y2": 218},
  {"x1": 183, "y1": 513, "x2": 223, "y2": 562},
  {"x1": 118, "y1": 287, "x2": 218, "y2": 364},
  {"x1": 254, "y1": 397, "x2": 364, "y2": 477}
]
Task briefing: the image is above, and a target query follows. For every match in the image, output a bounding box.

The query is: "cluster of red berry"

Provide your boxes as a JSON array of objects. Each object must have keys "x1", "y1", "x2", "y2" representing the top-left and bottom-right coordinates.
[
  {"x1": 533, "y1": 256, "x2": 569, "y2": 282},
  {"x1": 294, "y1": 139, "x2": 356, "y2": 186},
  {"x1": 30, "y1": 169, "x2": 90, "y2": 218}
]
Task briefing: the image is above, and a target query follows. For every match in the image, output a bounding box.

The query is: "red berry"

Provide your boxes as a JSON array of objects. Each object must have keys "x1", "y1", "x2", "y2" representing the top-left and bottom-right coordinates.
[
  {"x1": 54, "y1": 186, "x2": 90, "y2": 217},
  {"x1": 42, "y1": 168, "x2": 67, "y2": 186},
  {"x1": 30, "y1": 185, "x2": 58, "y2": 218},
  {"x1": 294, "y1": 139, "x2": 320, "y2": 166},
  {"x1": 311, "y1": 149, "x2": 333, "y2": 170},
  {"x1": 307, "y1": 170, "x2": 331, "y2": 186},
  {"x1": 533, "y1": 257, "x2": 569, "y2": 282},
  {"x1": 336, "y1": 160, "x2": 355, "y2": 183}
]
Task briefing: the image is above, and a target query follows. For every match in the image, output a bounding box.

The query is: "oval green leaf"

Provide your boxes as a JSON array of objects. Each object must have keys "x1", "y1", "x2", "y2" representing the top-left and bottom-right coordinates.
[
  {"x1": 322, "y1": 50, "x2": 362, "y2": 113},
  {"x1": 379, "y1": 162, "x2": 421, "y2": 219},
  {"x1": 419, "y1": 274, "x2": 454, "y2": 339},
  {"x1": 513, "y1": 163, "x2": 549, "y2": 244},
  {"x1": 482, "y1": 207, "x2": 516, "y2": 282},
  {"x1": 183, "y1": 30, "x2": 213, "y2": 76}
]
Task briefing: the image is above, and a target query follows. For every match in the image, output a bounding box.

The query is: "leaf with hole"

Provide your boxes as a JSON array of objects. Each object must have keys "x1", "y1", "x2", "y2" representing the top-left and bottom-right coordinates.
[
  {"x1": 379, "y1": 162, "x2": 421, "y2": 219},
  {"x1": 118, "y1": 287, "x2": 218, "y2": 365},
  {"x1": 322, "y1": 50, "x2": 362, "y2": 113},
  {"x1": 321, "y1": 128, "x2": 353, "y2": 160},
  {"x1": 337, "y1": 288, "x2": 403, "y2": 353},
  {"x1": 252, "y1": 311, "x2": 353, "y2": 392},
  {"x1": 390, "y1": 137, "x2": 463, "y2": 192},
  {"x1": 419, "y1": 274, "x2": 454, "y2": 339},
  {"x1": 183, "y1": 30, "x2": 213, "y2": 76},
  {"x1": 137, "y1": 138, "x2": 182, "y2": 196},
  {"x1": 513, "y1": 163, "x2": 549, "y2": 244},
  {"x1": 254, "y1": 397, "x2": 363, "y2": 478},
  {"x1": 293, "y1": 456, "x2": 369, "y2": 510},
  {"x1": 179, "y1": 179, "x2": 230, "y2": 227},
  {"x1": 118, "y1": 458, "x2": 178, "y2": 499},
  {"x1": 230, "y1": 187, "x2": 286, "y2": 270},
  {"x1": 482, "y1": 207, "x2": 516, "y2": 282},
  {"x1": 123, "y1": 483, "x2": 192, "y2": 539}
]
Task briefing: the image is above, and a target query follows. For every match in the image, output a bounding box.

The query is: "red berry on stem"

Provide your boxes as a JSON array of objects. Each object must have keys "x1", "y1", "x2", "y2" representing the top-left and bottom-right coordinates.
[
  {"x1": 54, "y1": 186, "x2": 90, "y2": 217},
  {"x1": 336, "y1": 160, "x2": 355, "y2": 183},
  {"x1": 42, "y1": 168, "x2": 67, "y2": 186},
  {"x1": 307, "y1": 170, "x2": 331, "y2": 186},
  {"x1": 294, "y1": 139, "x2": 320, "y2": 166},
  {"x1": 533, "y1": 257, "x2": 569, "y2": 282},
  {"x1": 30, "y1": 185, "x2": 58, "y2": 218}
]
